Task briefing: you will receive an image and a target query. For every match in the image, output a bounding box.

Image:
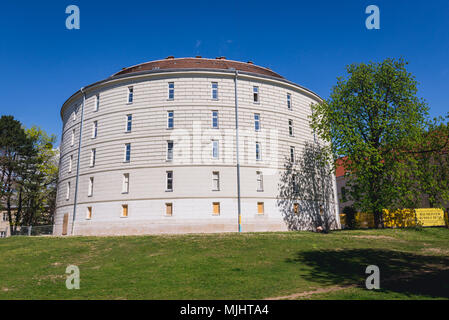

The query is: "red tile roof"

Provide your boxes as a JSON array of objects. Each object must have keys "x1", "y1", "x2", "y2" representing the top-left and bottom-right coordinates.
[
  {"x1": 335, "y1": 157, "x2": 348, "y2": 177},
  {"x1": 112, "y1": 57, "x2": 284, "y2": 79}
]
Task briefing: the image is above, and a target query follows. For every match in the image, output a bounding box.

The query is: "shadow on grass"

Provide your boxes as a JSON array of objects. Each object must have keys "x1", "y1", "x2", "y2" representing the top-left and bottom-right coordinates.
[{"x1": 286, "y1": 249, "x2": 449, "y2": 298}]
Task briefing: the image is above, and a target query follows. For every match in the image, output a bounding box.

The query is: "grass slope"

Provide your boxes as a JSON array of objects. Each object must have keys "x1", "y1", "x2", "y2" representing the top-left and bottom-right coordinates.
[{"x1": 0, "y1": 228, "x2": 448, "y2": 300}]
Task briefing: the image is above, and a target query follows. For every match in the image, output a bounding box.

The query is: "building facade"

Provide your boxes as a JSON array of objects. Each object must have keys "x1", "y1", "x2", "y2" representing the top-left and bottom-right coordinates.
[
  {"x1": 54, "y1": 57, "x2": 340, "y2": 236},
  {"x1": 0, "y1": 212, "x2": 9, "y2": 237}
]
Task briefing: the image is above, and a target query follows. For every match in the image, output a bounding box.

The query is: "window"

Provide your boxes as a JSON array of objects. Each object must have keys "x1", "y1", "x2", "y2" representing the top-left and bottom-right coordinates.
[
  {"x1": 124, "y1": 143, "x2": 131, "y2": 162},
  {"x1": 128, "y1": 86, "x2": 133, "y2": 103},
  {"x1": 292, "y1": 174, "x2": 299, "y2": 194},
  {"x1": 122, "y1": 173, "x2": 129, "y2": 193},
  {"x1": 256, "y1": 171, "x2": 263, "y2": 191},
  {"x1": 2, "y1": 213, "x2": 8, "y2": 221},
  {"x1": 256, "y1": 142, "x2": 261, "y2": 161},
  {"x1": 92, "y1": 121, "x2": 98, "y2": 138},
  {"x1": 71, "y1": 129, "x2": 75, "y2": 146},
  {"x1": 168, "y1": 82, "x2": 174, "y2": 100},
  {"x1": 166, "y1": 171, "x2": 173, "y2": 191},
  {"x1": 254, "y1": 113, "x2": 260, "y2": 131},
  {"x1": 253, "y1": 86, "x2": 259, "y2": 103},
  {"x1": 165, "y1": 203, "x2": 173, "y2": 216},
  {"x1": 288, "y1": 119, "x2": 293, "y2": 136},
  {"x1": 167, "y1": 141, "x2": 173, "y2": 160},
  {"x1": 66, "y1": 182, "x2": 70, "y2": 200},
  {"x1": 167, "y1": 111, "x2": 174, "y2": 129},
  {"x1": 212, "y1": 111, "x2": 219, "y2": 128},
  {"x1": 287, "y1": 93, "x2": 291, "y2": 110},
  {"x1": 212, "y1": 171, "x2": 220, "y2": 191},
  {"x1": 68, "y1": 155, "x2": 73, "y2": 173},
  {"x1": 257, "y1": 202, "x2": 264, "y2": 215},
  {"x1": 90, "y1": 149, "x2": 96, "y2": 167},
  {"x1": 213, "y1": 202, "x2": 220, "y2": 215},
  {"x1": 212, "y1": 140, "x2": 219, "y2": 159},
  {"x1": 86, "y1": 207, "x2": 92, "y2": 219},
  {"x1": 73, "y1": 108, "x2": 77, "y2": 121},
  {"x1": 294, "y1": 203, "x2": 299, "y2": 215},
  {"x1": 126, "y1": 114, "x2": 132, "y2": 132},
  {"x1": 290, "y1": 146, "x2": 295, "y2": 162},
  {"x1": 95, "y1": 94, "x2": 100, "y2": 111},
  {"x1": 122, "y1": 204, "x2": 128, "y2": 217},
  {"x1": 212, "y1": 82, "x2": 218, "y2": 99},
  {"x1": 88, "y1": 177, "x2": 94, "y2": 197},
  {"x1": 0, "y1": 231, "x2": 5, "y2": 238}
]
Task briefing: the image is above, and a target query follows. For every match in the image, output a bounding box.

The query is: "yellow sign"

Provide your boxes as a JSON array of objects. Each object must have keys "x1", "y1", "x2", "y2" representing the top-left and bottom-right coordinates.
[
  {"x1": 383, "y1": 208, "x2": 416, "y2": 228},
  {"x1": 340, "y1": 208, "x2": 447, "y2": 228},
  {"x1": 339, "y1": 212, "x2": 374, "y2": 228},
  {"x1": 415, "y1": 208, "x2": 446, "y2": 227}
]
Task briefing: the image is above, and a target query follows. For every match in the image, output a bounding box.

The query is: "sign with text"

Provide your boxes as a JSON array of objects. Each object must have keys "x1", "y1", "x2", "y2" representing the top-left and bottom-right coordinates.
[{"x1": 415, "y1": 208, "x2": 446, "y2": 227}]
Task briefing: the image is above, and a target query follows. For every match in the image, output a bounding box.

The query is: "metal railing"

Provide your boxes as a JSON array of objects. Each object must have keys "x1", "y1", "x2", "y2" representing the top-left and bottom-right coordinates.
[{"x1": 9, "y1": 225, "x2": 53, "y2": 236}]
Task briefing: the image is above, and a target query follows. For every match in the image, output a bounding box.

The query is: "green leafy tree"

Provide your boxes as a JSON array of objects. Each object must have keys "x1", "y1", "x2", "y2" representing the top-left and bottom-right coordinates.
[
  {"x1": 310, "y1": 58, "x2": 429, "y2": 228},
  {"x1": 19, "y1": 127, "x2": 58, "y2": 226},
  {"x1": 0, "y1": 117, "x2": 58, "y2": 234},
  {"x1": 408, "y1": 115, "x2": 449, "y2": 208},
  {"x1": 0, "y1": 115, "x2": 33, "y2": 234}
]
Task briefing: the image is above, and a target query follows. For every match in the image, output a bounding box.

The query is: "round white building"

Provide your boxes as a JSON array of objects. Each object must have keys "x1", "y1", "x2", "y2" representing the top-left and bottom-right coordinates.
[{"x1": 54, "y1": 57, "x2": 340, "y2": 236}]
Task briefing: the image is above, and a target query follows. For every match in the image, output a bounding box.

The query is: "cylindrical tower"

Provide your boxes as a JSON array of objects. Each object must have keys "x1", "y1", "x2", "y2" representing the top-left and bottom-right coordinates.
[{"x1": 54, "y1": 57, "x2": 340, "y2": 236}]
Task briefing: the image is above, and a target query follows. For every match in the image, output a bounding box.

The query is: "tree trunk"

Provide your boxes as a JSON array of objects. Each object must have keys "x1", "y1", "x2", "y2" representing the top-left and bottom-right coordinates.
[
  {"x1": 373, "y1": 210, "x2": 384, "y2": 229},
  {"x1": 5, "y1": 174, "x2": 14, "y2": 235},
  {"x1": 16, "y1": 187, "x2": 23, "y2": 225}
]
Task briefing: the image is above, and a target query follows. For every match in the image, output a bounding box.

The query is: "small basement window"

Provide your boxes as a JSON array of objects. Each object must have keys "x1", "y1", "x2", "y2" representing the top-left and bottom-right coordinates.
[
  {"x1": 166, "y1": 203, "x2": 173, "y2": 216},
  {"x1": 257, "y1": 202, "x2": 264, "y2": 215},
  {"x1": 213, "y1": 202, "x2": 220, "y2": 215},
  {"x1": 122, "y1": 204, "x2": 128, "y2": 217}
]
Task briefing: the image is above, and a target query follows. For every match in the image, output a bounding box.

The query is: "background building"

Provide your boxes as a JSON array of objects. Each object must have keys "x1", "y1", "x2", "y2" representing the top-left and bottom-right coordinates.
[{"x1": 54, "y1": 57, "x2": 340, "y2": 236}]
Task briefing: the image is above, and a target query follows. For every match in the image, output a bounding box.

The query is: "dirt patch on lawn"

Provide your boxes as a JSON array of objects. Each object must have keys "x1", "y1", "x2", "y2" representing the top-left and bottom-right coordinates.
[
  {"x1": 34, "y1": 274, "x2": 66, "y2": 285},
  {"x1": 148, "y1": 252, "x2": 164, "y2": 257},
  {"x1": 421, "y1": 248, "x2": 449, "y2": 256},
  {"x1": 265, "y1": 284, "x2": 357, "y2": 300},
  {"x1": 351, "y1": 235, "x2": 399, "y2": 241}
]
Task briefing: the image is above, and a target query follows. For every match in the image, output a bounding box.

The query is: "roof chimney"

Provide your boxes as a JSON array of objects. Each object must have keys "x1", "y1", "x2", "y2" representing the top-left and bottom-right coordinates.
[
  {"x1": 165, "y1": 56, "x2": 174, "y2": 59},
  {"x1": 195, "y1": 55, "x2": 202, "y2": 58},
  {"x1": 215, "y1": 56, "x2": 226, "y2": 60},
  {"x1": 247, "y1": 61, "x2": 253, "y2": 64}
]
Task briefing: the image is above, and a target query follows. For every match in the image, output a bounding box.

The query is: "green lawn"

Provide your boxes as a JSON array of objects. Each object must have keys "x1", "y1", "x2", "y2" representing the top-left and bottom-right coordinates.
[{"x1": 0, "y1": 228, "x2": 448, "y2": 299}]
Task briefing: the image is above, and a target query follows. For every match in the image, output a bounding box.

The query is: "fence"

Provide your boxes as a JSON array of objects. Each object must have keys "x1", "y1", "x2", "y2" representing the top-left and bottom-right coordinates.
[
  {"x1": 340, "y1": 208, "x2": 448, "y2": 229},
  {"x1": 8, "y1": 225, "x2": 54, "y2": 237}
]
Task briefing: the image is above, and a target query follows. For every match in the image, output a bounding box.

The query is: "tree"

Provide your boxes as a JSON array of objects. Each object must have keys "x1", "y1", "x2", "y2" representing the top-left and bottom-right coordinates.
[
  {"x1": 310, "y1": 58, "x2": 429, "y2": 228},
  {"x1": 0, "y1": 117, "x2": 58, "y2": 234},
  {"x1": 0, "y1": 115, "x2": 33, "y2": 234},
  {"x1": 18, "y1": 127, "x2": 58, "y2": 226},
  {"x1": 408, "y1": 115, "x2": 449, "y2": 208}
]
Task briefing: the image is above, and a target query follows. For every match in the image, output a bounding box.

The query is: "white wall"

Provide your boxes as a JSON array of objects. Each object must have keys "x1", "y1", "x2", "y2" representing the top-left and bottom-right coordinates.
[{"x1": 55, "y1": 70, "x2": 339, "y2": 236}]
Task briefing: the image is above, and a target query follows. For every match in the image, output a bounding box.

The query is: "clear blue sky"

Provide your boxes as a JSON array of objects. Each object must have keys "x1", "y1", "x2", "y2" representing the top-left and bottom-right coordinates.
[{"x1": 1, "y1": 0, "x2": 448, "y2": 145}]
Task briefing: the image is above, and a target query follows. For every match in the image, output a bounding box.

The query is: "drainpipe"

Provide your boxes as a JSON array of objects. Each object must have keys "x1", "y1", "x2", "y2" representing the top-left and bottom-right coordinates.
[
  {"x1": 234, "y1": 71, "x2": 242, "y2": 232},
  {"x1": 71, "y1": 87, "x2": 86, "y2": 235}
]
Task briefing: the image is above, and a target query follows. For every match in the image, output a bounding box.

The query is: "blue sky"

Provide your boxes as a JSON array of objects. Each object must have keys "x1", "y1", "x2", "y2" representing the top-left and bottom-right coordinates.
[{"x1": 0, "y1": 0, "x2": 448, "y2": 145}]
